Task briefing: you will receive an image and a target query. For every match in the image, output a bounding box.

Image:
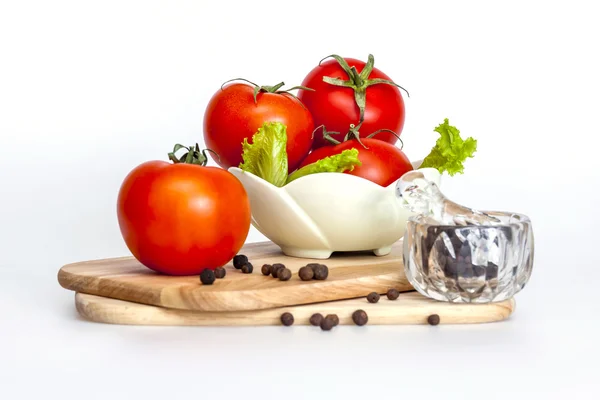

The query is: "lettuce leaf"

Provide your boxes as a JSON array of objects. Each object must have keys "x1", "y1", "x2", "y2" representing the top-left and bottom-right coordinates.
[
  {"x1": 419, "y1": 118, "x2": 477, "y2": 176},
  {"x1": 286, "y1": 149, "x2": 362, "y2": 184},
  {"x1": 239, "y1": 121, "x2": 288, "y2": 187}
]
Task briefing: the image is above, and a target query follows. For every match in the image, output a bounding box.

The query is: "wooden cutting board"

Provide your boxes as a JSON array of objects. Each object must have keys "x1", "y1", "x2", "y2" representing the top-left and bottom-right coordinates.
[
  {"x1": 74, "y1": 292, "x2": 515, "y2": 326},
  {"x1": 58, "y1": 241, "x2": 413, "y2": 312}
]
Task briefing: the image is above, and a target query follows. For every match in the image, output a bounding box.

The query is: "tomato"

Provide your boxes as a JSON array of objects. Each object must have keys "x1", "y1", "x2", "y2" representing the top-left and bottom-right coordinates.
[
  {"x1": 297, "y1": 54, "x2": 407, "y2": 149},
  {"x1": 203, "y1": 80, "x2": 315, "y2": 173},
  {"x1": 117, "y1": 145, "x2": 251, "y2": 276},
  {"x1": 299, "y1": 128, "x2": 414, "y2": 187}
]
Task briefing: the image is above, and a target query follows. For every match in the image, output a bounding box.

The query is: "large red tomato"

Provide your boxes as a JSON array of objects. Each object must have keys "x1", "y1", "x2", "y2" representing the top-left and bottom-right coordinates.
[
  {"x1": 117, "y1": 145, "x2": 251, "y2": 276},
  {"x1": 297, "y1": 54, "x2": 407, "y2": 149},
  {"x1": 203, "y1": 81, "x2": 315, "y2": 173},
  {"x1": 299, "y1": 127, "x2": 414, "y2": 187}
]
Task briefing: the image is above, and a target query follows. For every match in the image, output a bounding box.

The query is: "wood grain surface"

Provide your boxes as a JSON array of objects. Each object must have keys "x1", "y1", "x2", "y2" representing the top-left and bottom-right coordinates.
[
  {"x1": 58, "y1": 241, "x2": 413, "y2": 312},
  {"x1": 75, "y1": 292, "x2": 515, "y2": 326}
]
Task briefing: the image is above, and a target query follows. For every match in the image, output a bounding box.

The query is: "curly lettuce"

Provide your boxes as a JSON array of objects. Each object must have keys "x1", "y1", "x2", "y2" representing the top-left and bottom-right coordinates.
[
  {"x1": 239, "y1": 122, "x2": 362, "y2": 186},
  {"x1": 420, "y1": 118, "x2": 477, "y2": 176},
  {"x1": 239, "y1": 121, "x2": 288, "y2": 187},
  {"x1": 286, "y1": 149, "x2": 362, "y2": 184}
]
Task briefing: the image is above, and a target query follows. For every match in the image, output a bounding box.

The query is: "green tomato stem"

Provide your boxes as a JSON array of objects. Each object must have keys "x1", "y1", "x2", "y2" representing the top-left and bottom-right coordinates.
[
  {"x1": 219, "y1": 78, "x2": 314, "y2": 106},
  {"x1": 168, "y1": 144, "x2": 219, "y2": 166},
  {"x1": 319, "y1": 54, "x2": 410, "y2": 125},
  {"x1": 313, "y1": 125, "x2": 342, "y2": 145},
  {"x1": 366, "y1": 128, "x2": 404, "y2": 150}
]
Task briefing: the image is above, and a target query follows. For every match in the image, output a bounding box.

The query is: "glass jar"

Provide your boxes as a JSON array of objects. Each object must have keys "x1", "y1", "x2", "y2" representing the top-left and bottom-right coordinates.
[{"x1": 402, "y1": 212, "x2": 534, "y2": 303}]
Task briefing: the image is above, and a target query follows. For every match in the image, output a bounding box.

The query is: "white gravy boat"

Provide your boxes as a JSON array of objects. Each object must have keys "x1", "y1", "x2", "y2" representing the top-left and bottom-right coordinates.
[{"x1": 228, "y1": 161, "x2": 441, "y2": 259}]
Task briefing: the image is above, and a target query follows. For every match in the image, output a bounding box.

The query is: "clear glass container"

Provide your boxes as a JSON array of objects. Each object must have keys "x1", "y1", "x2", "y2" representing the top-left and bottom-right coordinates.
[{"x1": 402, "y1": 212, "x2": 534, "y2": 303}]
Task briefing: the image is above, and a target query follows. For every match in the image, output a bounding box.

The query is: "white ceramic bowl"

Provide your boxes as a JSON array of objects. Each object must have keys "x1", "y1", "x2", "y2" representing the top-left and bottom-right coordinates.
[{"x1": 228, "y1": 161, "x2": 441, "y2": 259}]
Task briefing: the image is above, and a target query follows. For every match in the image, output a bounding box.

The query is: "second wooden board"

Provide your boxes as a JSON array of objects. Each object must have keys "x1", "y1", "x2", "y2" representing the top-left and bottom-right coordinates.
[
  {"x1": 74, "y1": 292, "x2": 516, "y2": 326},
  {"x1": 58, "y1": 241, "x2": 411, "y2": 312}
]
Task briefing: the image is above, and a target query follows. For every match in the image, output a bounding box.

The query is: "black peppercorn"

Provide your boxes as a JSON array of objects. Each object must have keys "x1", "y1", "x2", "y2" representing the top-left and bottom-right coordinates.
[
  {"x1": 320, "y1": 317, "x2": 334, "y2": 331},
  {"x1": 306, "y1": 263, "x2": 321, "y2": 268},
  {"x1": 309, "y1": 313, "x2": 323, "y2": 326},
  {"x1": 352, "y1": 309, "x2": 368, "y2": 326},
  {"x1": 325, "y1": 314, "x2": 339, "y2": 326},
  {"x1": 427, "y1": 314, "x2": 440, "y2": 326},
  {"x1": 298, "y1": 266, "x2": 314, "y2": 281},
  {"x1": 278, "y1": 268, "x2": 292, "y2": 281},
  {"x1": 367, "y1": 292, "x2": 380, "y2": 303},
  {"x1": 280, "y1": 312, "x2": 294, "y2": 326},
  {"x1": 233, "y1": 254, "x2": 248, "y2": 269},
  {"x1": 271, "y1": 263, "x2": 285, "y2": 278},
  {"x1": 261, "y1": 264, "x2": 272, "y2": 276},
  {"x1": 214, "y1": 267, "x2": 226, "y2": 279},
  {"x1": 241, "y1": 263, "x2": 253, "y2": 274},
  {"x1": 386, "y1": 288, "x2": 400, "y2": 300},
  {"x1": 200, "y1": 269, "x2": 215, "y2": 285},
  {"x1": 313, "y1": 264, "x2": 329, "y2": 280}
]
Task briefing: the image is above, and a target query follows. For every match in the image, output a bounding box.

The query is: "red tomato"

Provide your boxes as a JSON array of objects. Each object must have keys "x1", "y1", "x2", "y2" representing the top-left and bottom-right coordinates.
[
  {"x1": 203, "y1": 81, "x2": 315, "y2": 173},
  {"x1": 297, "y1": 54, "x2": 407, "y2": 149},
  {"x1": 299, "y1": 137, "x2": 414, "y2": 187},
  {"x1": 117, "y1": 148, "x2": 251, "y2": 275}
]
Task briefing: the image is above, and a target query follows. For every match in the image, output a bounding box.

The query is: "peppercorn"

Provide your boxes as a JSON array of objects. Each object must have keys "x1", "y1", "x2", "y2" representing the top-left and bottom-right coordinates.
[
  {"x1": 306, "y1": 263, "x2": 321, "y2": 268},
  {"x1": 261, "y1": 264, "x2": 272, "y2": 276},
  {"x1": 427, "y1": 314, "x2": 440, "y2": 326},
  {"x1": 233, "y1": 254, "x2": 248, "y2": 269},
  {"x1": 367, "y1": 292, "x2": 380, "y2": 303},
  {"x1": 241, "y1": 263, "x2": 253, "y2": 274},
  {"x1": 278, "y1": 268, "x2": 292, "y2": 281},
  {"x1": 271, "y1": 263, "x2": 285, "y2": 278},
  {"x1": 325, "y1": 314, "x2": 339, "y2": 326},
  {"x1": 386, "y1": 288, "x2": 400, "y2": 300},
  {"x1": 352, "y1": 309, "x2": 368, "y2": 326},
  {"x1": 298, "y1": 266, "x2": 314, "y2": 281},
  {"x1": 313, "y1": 264, "x2": 329, "y2": 280},
  {"x1": 320, "y1": 317, "x2": 334, "y2": 331},
  {"x1": 214, "y1": 267, "x2": 226, "y2": 279},
  {"x1": 200, "y1": 269, "x2": 215, "y2": 285},
  {"x1": 309, "y1": 313, "x2": 323, "y2": 326},
  {"x1": 280, "y1": 312, "x2": 294, "y2": 326}
]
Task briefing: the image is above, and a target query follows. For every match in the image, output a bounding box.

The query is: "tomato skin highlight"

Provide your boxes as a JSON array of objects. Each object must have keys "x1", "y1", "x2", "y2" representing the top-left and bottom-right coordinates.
[
  {"x1": 203, "y1": 83, "x2": 315, "y2": 173},
  {"x1": 117, "y1": 161, "x2": 251, "y2": 275},
  {"x1": 298, "y1": 57, "x2": 405, "y2": 149},
  {"x1": 299, "y1": 138, "x2": 413, "y2": 187}
]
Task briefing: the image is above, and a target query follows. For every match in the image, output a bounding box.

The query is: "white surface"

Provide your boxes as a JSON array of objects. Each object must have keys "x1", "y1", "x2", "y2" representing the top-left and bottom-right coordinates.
[
  {"x1": 1, "y1": 0, "x2": 599, "y2": 399},
  {"x1": 228, "y1": 166, "x2": 440, "y2": 258}
]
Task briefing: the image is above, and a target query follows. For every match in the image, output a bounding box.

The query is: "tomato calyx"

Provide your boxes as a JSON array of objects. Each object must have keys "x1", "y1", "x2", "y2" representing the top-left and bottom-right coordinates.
[
  {"x1": 313, "y1": 123, "x2": 368, "y2": 149},
  {"x1": 313, "y1": 122, "x2": 404, "y2": 150},
  {"x1": 220, "y1": 78, "x2": 314, "y2": 106},
  {"x1": 365, "y1": 128, "x2": 404, "y2": 150},
  {"x1": 318, "y1": 54, "x2": 410, "y2": 124},
  {"x1": 168, "y1": 143, "x2": 219, "y2": 166}
]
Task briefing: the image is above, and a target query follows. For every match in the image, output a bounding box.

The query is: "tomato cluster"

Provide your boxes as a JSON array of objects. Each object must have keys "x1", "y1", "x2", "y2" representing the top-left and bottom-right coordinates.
[
  {"x1": 203, "y1": 54, "x2": 412, "y2": 186},
  {"x1": 118, "y1": 54, "x2": 414, "y2": 275}
]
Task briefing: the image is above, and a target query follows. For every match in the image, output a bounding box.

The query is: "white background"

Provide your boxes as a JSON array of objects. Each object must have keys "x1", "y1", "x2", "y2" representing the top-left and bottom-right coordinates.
[{"x1": 1, "y1": 0, "x2": 599, "y2": 398}]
